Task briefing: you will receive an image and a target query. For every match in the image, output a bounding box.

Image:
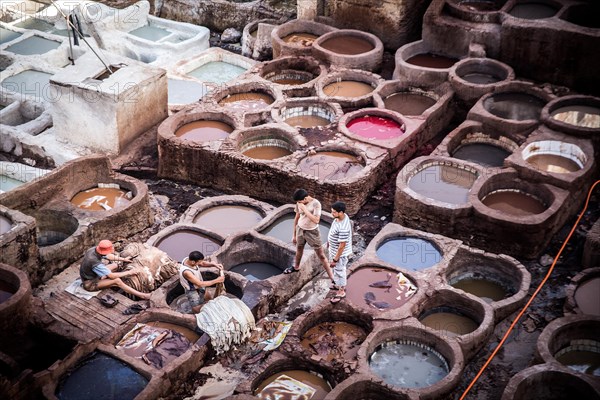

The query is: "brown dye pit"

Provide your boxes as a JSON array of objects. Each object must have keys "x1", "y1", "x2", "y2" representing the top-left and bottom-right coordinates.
[
  {"x1": 218, "y1": 92, "x2": 274, "y2": 111},
  {"x1": 146, "y1": 321, "x2": 200, "y2": 343},
  {"x1": 574, "y1": 278, "x2": 600, "y2": 316},
  {"x1": 193, "y1": 205, "x2": 263, "y2": 236},
  {"x1": 272, "y1": 77, "x2": 309, "y2": 85},
  {"x1": 285, "y1": 115, "x2": 331, "y2": 128},
  {"x1": 461, "y1": 72, "x2": 501, "y2": 84},
  {"x1": 282, "y1": 33, "x2": 319, "y2": 47},
  {"x1": 71, "y1": 187, "x2": 130, "y2": 211},
  {"x1": 419, "y1": 308, "x2": 479, "y2": 337},
  {"x1": 551, "y1": 105, "x2": 600, "y2": 128},
  {"x1": 481, "y1": 191, "x2": 546, "y2": 216},
  {"x1": 451, "y1": 278, "x2": 507, "y2": 303},
  {"x1": 323, "y1": 81, "x2": 373, "y2": 98},
  {"x1": 319, "y1": 36, "x2": 374, "y2": 55},
  {"x1": 406, "y1": 53, "x2": 458, "y2": 69},
  {"x1": 156, "y1": 230, "x2": 221, "y2": 262},
  {"x1": 526, "y1": 154, "x2": 582, "y2": 174},
  {"x1": 383, "y1": 92, "x2": 437, "y2": 115},
  {"x1": 297, "y1": 151, "x2": 363, "y2": 181},
  {"x1": 408, "y1": 164, "x2": 477, "y2": 204},
  {"x1": 243, "y1": 146, "x2": 292, "y2": 160},
  {"x1": 300, "y1": 321, "x2": 367, "y2": 362},
  {"x1": 555, "y1": 344, "x2": 600, "y2": 376},
  {"x1": 254, "y1": 370, "x2": 331, "y2": 399},
  {"x1": 0, "y1": 280, "x2": 14, "y2": 304},
  {"x1": 175, "y1": 120, "x2": 233, "y2": 142},
  {"x1": 0, "y1": 214, "x2": 13, "y2": 235},
  {"x1": 346, "y1": 267, "x2": 416, "y2": 311}
]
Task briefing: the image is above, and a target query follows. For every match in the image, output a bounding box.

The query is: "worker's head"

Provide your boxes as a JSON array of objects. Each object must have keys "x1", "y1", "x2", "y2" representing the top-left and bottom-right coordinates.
[
  {"x1": 331, "y1": 201, "x2": 346, "y2": 215},
  {"x1": 293, "y1": 188, "x2": 308, "y2": 203},
  {"x1": 188, "y1": 251, "x2": 205, "y2": 262},
  {"x1": 96, "y1": 240, "x2": 114, "y2": 255}
]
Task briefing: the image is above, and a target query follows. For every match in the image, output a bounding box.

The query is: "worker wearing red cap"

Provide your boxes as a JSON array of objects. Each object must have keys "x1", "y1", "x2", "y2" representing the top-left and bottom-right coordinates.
[{"x1": 80, "y1": 240, "x2": 150, "y2": 300}]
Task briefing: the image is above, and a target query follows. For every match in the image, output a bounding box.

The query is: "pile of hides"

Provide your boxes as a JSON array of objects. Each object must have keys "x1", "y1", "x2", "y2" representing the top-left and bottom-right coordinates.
[
  {"x1": 196, "y1": 296, "x2": 255, "y2": 355},
  {"x1": 119, "y1": 243, "x2": 179, "y2": 294}
]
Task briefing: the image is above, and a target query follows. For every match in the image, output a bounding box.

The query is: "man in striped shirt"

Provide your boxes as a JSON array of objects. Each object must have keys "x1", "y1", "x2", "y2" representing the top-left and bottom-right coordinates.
[{"x1": 328, "y1": 201, "x2": 352, "y2": 303}]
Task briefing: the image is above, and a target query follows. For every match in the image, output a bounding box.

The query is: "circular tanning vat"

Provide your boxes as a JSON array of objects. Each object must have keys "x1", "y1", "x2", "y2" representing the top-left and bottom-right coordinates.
[
  {"x1": 478, "y1": 185, "x2": 547, "y2": 217},
  {"x1": 444, "y1": 251, "x2": 529, "y2": 322},
  {"x1": 251, "y1": 359, "x2": 334, "y2": 399},
  {"x1": 382, "y1": 90, "x2": 437, "y2": 116},
  {"x1": 256, "y1": 57, "x2": 325, "y2": 96},
  {"x1": 318, "y1": 70, "x2": 381, "y2": 109},
  {"x1": 192, "y1": 204, "x2": 264, "y2": 237},
  {"x1": 163, "y1": 110, "x2": 238, "y2": 144},
  {"x1": 542, "y1": 95, "x2": 600, "y2": 135},
  {"x1": 522, "y1": 140, "x2": 586, "y2": 174},
  {"x1": 312, "y1": 29, "x2": 384, "y2": 71},
  {"x1": 482, "y1": 91, "x2": 546, "y2": 121},
  {"x1": 35, "y1": 210, "x2": 78, "y2": 247},
  {"x1": 501, "y1": 364, "x2": 600, "y2": 400},
  {"x1": 508, "y1": 1, "x2": 560, "y2": 20},
  {"x1": 394, "y1": 40, "x2": 462, "y2": 86},
  {"x1": 214, "y1": 83, "x2": 277, "y2": 113},
  {"x1": 450, "y1": 136, "x2": 515, "y2": 168},
  {"x1": 55, "y1": 352, "x2": 149, "y2": 399},
  {"x1": 346, "y1": 265, "x2": 419, "y2": 312},
  {"x1": 339, "y1": 108, "x2": 406, "y2": 143},
  {"x1": 0, "y1": 264, "x2": 32, "y2": 336},
  {"x1": 565, "y1": 268, "x2": 600, "y2": 317},
  {"x1": 271, "y1": 19, "x2": 337, "y2": 58},
  {"x1": 71, "y1": 184, "x2": 132, "y2": 211},
  {"x1": 363, "y1": 325, "x2": 463, "y2": 396},
  {"x1": 167, "y1": 275, "x2": 243, "y2": 314},
  {"x1": 297, "y1": 149, "x2": 365, "y2": 181},
  {"x1": 151, "y1": 225, "x2": 222, "y2": 262},
  {"x1": 274, "y1": 99, "x2": 341, "y2": 129},
  {"x1": 445, "y1": 0, "x2": 507, "y2": 23},
  {"x1": 376, "y1": 237, "x2": 442, "y2": 271},
  {"x1": 560, "y1": 3, "x2": 600, "y2": 29},
  {"x1": 325, "y1": 376, "x2": 416, "y2": 400},
  {"x1": 238, "y1": 127, "x2": 297, "y2": 161},
  {"x1": 407, "y1": 160, "x2": 479, "y2": 205},
  {"x1": 538, "y1": 315, "x2": 600, "y2": 378},
  {"x1": 449, "y1": 58, "x2": 515, "y2": 103}
]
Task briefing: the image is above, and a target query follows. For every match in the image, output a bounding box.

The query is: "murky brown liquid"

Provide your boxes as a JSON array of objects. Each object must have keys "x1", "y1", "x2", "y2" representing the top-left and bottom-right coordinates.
[
  {"x1": 323, "y1": 81, "x2": 373, "y2": 98},
  {"x1": 254, "y1": 370, "x2": 331, "y2": 399},
  {"x1": 0, "y1": 280, "x2": 14, "y2": 304},
  {"x1": 406, "y1": 53, "x2": 458, "y2": 69},
  {"x1": 218, "y1": 92, "x2": 274, "y2": 111},
  {"x1": 346, "y1": 267, "x2": 416, "y2": 311},
  {"x1": 0, "y1": 215, "x2": 13, "y2": 235},
  {"x1": 574, "y1": 277, "x2": 600, "y2": 316},
  {"x1": 282, "y1": 32, "x2": 319, "y2": 47},
  {"x1": 461, "y1": 72, "x2": 501, "y2": 84},
  {"x1": 420, "y1": 311, "x2": 479, "y2": 337},
  {"x1": 451, "y1": 278, "x2": 507, "y2": 303},
  {"x1": 298, "y1": 151, "x2": 363, "y2": 180},
  {"x1": 482, "y1": 191, "x2": 546, "y2": 216},
  {"x1": 272, "y1": 77, "x2": 309, "y2": 85},
  {"x1": 156, "y1": 230, "x2": 221, "y2": 262},
  {"x1": 383, "y1": 92, "x2": 437, "y2": 115},
  {"x1": 146, "y1": 321, "x2": 200, "y2": 343},
  {"x1": 193, "y1": 205, "x2": 263, "y2": 236},
  {"x1": 71, "y1": 187, "x2": 130, "y2": 211},
  {"x1": 243, "y1": 146, "x2": 292, "y2": 160},
  {"x1": 301, "y1": 322, "x2": 366, "y2": 361},
  {"x1": 551, "y1": 105, "x2": 600, "y2": 128},
  {"x1": 409, "y1": 165, "x2": 477, "y2": 204},
  {"x1": 175, "y1": 120, "x2": 233, "y2": 141},
  {"x1": 285, "y1": 115, "x2": 331, "y2": 128},
  {"x1": 527, "y1": 154, "x2": 582, "y2": 174},
  {"x1": 556, "y1": 347, "x2": 600, "y2": 376},
  {"x1": 320, "y1": 36, "x2": 374, "y2": 55},
  {"x1": 509, "y1": 3, "x2": 558, "y2": 19}
]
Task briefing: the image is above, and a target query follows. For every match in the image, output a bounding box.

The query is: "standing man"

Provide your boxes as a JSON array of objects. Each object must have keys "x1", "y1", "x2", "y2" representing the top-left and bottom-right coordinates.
[
  {"x1": 179, "y1": 251, "x2": 225, "y2": 314},
  {"x1": 328, "y1": 201, "x2": 352, "y2": 303},
  {"x1": 283, "y1": 188, "x2": 333, "y2": 283},
  {"x1": 80, "y1": 239, "x2": 150, "y2": 300}
]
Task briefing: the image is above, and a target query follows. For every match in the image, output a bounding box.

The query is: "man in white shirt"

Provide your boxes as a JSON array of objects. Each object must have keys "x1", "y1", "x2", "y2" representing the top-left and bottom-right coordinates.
[
  {"x1": 179, "y1": 251, "x2": 225, "y2": 314},
  {"x1": 283, "y1": 189, "x2": 333, "y2": 283},
  {"x1": 327, "y1": 201, "x2": 352, "y2": 303}
]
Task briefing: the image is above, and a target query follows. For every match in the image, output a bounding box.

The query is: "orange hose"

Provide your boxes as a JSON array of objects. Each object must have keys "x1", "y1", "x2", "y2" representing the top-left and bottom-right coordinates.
[{"x1": 459, "y1": 180, "x2": 600, "y2": 399}]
